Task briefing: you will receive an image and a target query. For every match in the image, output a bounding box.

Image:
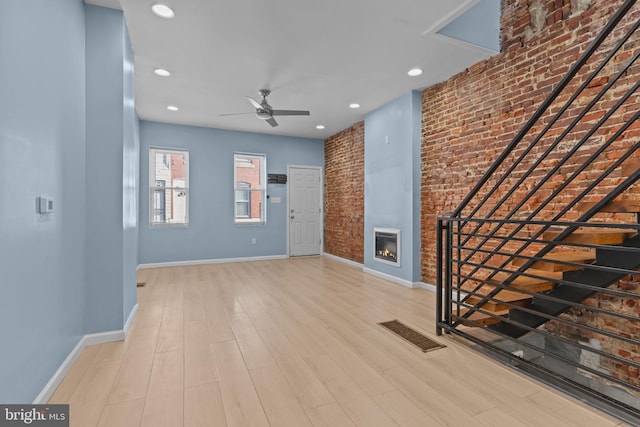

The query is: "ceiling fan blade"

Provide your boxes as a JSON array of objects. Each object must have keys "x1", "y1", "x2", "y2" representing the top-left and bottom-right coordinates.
[
  {"x1": 219, "y1": 112, "x2": 254, "y2": 116},
  {"x1": 271, "y1": 110, "x2": 310, "y2": 116},
  {"x1": 246, "y1": 96, "x2": 263, "y2": 109},
  {"x1": 266, "y1": 117, "x2": 278, "y2": 127}
]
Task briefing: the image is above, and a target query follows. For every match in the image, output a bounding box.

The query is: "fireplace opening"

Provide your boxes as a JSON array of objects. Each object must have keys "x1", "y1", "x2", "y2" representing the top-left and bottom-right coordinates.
[{"x1": 374, "y1": 228, "x2": 400, "y2": 267}]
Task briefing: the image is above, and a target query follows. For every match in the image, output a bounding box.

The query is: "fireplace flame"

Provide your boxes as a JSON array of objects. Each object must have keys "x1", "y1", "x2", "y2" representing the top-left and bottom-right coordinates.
[{"x1": 377, "y1": 248, "x2": 397, "y2": 261}]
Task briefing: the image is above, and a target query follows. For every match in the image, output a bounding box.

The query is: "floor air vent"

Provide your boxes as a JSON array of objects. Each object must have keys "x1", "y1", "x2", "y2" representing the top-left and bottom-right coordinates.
[{"x1": 378, "y1": 319, "x2": 445, "y2": 353}]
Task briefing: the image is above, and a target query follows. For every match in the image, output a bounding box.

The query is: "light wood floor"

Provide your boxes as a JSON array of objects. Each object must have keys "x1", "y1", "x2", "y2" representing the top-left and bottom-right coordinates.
[{"x1": 49, "y1": 257, "x2": 626, "y2": 426}]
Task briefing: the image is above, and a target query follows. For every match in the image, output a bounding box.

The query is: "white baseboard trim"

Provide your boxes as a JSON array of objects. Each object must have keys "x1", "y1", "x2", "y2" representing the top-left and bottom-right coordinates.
[
  {"x1": 137, "y1": 254, "x2": 288, "y2": 269},
  {"x1": 416, "y1": 282, "x2": 437, "y2": 293},
  {"x1": 362, "y1": 267, "x2": 416, "y2": 289},
  {"x1": 415, "y1": 282, "x2": 461, "y2": 299},
  {"x1": 123, "y1": 303, "x2": 138, "y2": 338},
  {"x1": 322, "y1": 253, "x2": 364, "y2": 269},
  {"x1": 324, "y1": 255, "x2": 433, "y2": 291},
  {"x1": 33, "y1": 332, "x2": 121, "y2": 404},
  {"x1": 83, "y1": 329, "x2": 126, "y2": 347},
  {"x1": 33, "y1": 337, "x2": 85, "y2": 404},
  {"x1": 33, "y1": 306, "x2": 138, "y2": 404}
]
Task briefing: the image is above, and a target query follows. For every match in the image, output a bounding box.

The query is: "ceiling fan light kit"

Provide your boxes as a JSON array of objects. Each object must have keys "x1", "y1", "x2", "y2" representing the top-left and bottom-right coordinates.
[{"x1": 221, "y1": 89, "x2": 310, "y2": 128}]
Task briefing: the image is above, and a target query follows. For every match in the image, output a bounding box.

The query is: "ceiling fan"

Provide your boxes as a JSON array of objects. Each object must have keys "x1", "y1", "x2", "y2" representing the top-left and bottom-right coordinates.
[{"x1": 220, "y1": 89, "x2": 310, "y2": 127}]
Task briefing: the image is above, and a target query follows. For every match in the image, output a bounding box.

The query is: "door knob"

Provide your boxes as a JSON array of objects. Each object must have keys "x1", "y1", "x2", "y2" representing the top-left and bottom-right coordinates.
[{"x1": 290, "y1": 216, "x2": 295, "y2": 219}]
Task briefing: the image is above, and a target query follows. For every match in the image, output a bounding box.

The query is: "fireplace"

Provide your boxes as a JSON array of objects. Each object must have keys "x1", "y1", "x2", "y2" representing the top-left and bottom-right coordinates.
[{"x1": 374, "y1": 228, "x2": 400, "y2": 267}]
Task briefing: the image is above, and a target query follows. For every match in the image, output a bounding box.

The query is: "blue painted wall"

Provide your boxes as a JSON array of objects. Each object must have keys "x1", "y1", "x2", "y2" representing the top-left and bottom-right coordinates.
[
  {"x1": 138, "y1": 121, "x2": 324, "y2": 264},
  {"x1": 122, "y1": 26, "x2": 140, "y2": 324},
  {"x1": 438, "y1": 0, "x2": 500, "y2": 52},
  {"x1": 364, "y1": 91, "x2": 422, "y2": 283},
  {"x1": 85, "y1": 5, "x2": 139, "y2": 333},
  {"x1": 0, "y1": 0, "x2": 87, "y2": 403}
]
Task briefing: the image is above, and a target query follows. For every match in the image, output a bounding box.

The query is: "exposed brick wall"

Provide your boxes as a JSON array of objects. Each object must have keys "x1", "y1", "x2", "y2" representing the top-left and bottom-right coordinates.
[
  {"x1": 544, "y1": 275, "x2": 640, "y2": 386},
  {"x1": 421, "y1": 0, "x2": 640, "y2": 389},
  {"x1": 421, "y1": 0, "x2": 640, "y2": 284},
  {"x1": 324, "y1": 122, "x2": 365, "y2": 263}
]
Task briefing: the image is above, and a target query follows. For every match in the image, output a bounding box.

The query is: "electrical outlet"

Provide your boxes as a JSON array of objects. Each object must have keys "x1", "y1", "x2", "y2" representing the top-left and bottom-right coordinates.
[{"x1": 251, "y1": 237, "x2": 257, "y2": 245}]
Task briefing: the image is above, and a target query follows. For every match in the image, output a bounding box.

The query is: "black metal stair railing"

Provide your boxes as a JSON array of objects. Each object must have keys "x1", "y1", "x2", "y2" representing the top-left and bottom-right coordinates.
[{"x1": 436, "y1": 0, "x2": 640, "y2": 423}]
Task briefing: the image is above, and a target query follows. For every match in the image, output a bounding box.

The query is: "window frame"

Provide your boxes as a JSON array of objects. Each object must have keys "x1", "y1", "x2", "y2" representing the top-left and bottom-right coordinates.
[
  {"x1": 233, "y1": 152, "x2": 266, "y2": 225},
  {"x1": 149, "y1": 147, "x2": 189, "y2": 227}
]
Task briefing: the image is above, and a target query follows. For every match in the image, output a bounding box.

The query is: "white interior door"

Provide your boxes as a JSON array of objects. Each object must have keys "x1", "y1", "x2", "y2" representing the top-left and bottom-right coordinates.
[{"x1": 288, "y1": 166, "x2": 322, "y2": 257}]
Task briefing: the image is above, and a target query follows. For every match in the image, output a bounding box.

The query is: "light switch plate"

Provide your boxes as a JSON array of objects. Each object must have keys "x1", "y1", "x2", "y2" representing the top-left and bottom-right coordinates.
[{"x1": 37, "y1": 196, "x2": 54, "y2": 214}]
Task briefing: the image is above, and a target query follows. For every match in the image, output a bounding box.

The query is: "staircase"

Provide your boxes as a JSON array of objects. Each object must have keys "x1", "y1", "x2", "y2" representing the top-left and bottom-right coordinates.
[
  {"x1": 436, "y1": 0, "x2": 640, "y2": 423},
  {"x1": 464, "y1": 223, "x2": 639, "y2": 335}
]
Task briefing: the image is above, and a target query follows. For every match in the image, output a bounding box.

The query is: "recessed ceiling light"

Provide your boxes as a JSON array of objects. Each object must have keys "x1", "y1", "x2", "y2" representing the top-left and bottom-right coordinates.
[
  {"x1": 349, "y1": 103, "x2": 360, "y2": 109},
  {"x1": 151, "y1": 4, "x2": 175, "y2": 19},
  {"x1": 154, "y1": 68, "x2": 171, "y2": 77},
  {"x1": 167, "y1": 105, "x2": 179, "y2": 111},
  {"x1": 408, "y1": 67, "x2": 423, "y2": 77},
  {"x1": 316, "y1": 125, "x2": 325, "y2": 130}
]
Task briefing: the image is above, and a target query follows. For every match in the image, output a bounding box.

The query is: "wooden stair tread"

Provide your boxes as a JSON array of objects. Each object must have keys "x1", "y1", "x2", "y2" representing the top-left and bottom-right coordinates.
[
  {"x1": 511, "y1": 250, "x2": 595, "y2": 272},
  {"x1": 456, "y1": 307, "x2": 509, "y2": 327},
  {"x1": 462, "y1": 285, "x2": 532, "y2": 312},
  {"x1": 487, "y1": 269, "x2": 562, "y2": 292},
  {"x1": 463, "y1": 286, "x2": 531, "y2": 303},
  {"x1": 543, "y1": 227, "x2": 636, "y2": 245},
  {"x1": 575, "y1": 200, "x2": 640, "y2": 213}
]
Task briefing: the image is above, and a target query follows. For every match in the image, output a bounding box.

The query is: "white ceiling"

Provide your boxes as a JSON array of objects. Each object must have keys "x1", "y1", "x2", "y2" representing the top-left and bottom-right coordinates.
[{"x1": 85, "y1": 0, "x2": 497, "y2": 139}]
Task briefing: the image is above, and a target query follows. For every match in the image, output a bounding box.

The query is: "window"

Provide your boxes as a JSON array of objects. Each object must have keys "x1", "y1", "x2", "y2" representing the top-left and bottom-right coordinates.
[
  {"x1": 235, "y1": 182, "x2": 251, "y2": 218},
  {"x1": 149, "y1": 148, "x2": 189, "y2": 225},
  {"x1": 234, "y1": 153, "x2": 266, "y2": 224}
]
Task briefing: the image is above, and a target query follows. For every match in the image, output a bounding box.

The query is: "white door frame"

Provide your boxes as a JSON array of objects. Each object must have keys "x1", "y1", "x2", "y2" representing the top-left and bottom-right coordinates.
[{"x1": 286, "y1": 165, "x2": 324, "y2": 257}]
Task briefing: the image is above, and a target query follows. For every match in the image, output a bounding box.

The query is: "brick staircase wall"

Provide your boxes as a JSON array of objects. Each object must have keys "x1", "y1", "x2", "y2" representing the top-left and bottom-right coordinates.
[
  {"x1": 421, "y1": 0, "x2": 640, "y2": 386},
  {"x1": 421, "y1": 0, "x2": 640, "y2": 284}
]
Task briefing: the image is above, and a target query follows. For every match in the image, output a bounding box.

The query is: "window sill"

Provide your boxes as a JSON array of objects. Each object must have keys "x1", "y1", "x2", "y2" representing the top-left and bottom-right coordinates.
[
  {"x1": 234, "y1": 220, "x2": 266, "y2": 225},
  {"x1": 150, "y1": 222, "x2": 189, "y2": 228}
]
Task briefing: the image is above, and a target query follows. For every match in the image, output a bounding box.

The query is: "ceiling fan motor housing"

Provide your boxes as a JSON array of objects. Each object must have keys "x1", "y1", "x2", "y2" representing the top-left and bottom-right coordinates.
[
  {"x1": 256, "y1": 109, "x2": 272, "y2": 120},
  {"x1": 256, "y1": 89, "x2": 273, "y2": 119}
]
